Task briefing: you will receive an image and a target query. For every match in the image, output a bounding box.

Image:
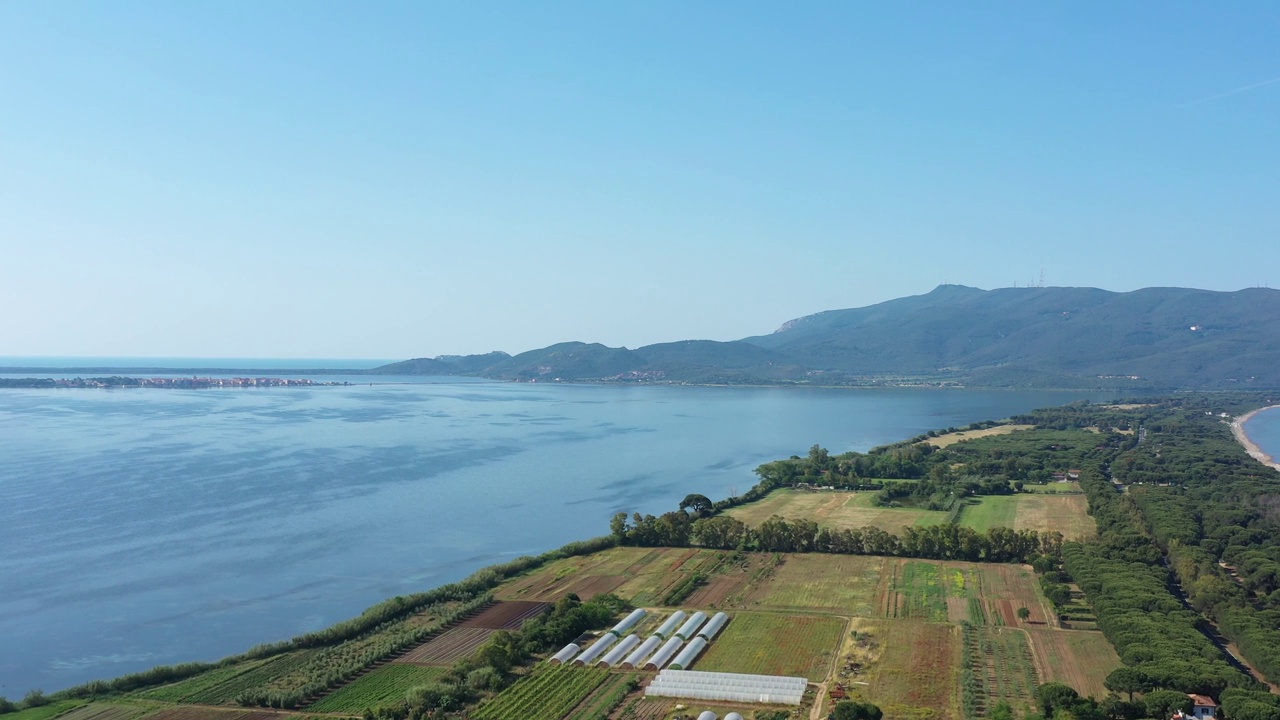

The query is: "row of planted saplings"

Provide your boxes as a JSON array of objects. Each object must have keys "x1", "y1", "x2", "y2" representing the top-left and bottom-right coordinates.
[{"x1": 548, "y1": 609, "x2": 730, "y2": 671}]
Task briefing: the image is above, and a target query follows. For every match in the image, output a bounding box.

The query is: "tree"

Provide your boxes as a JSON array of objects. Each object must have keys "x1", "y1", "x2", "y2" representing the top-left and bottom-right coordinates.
[
  {"x1": 609, "y1": 512, "x2": 629, "y2": 543},
  {"x1": 20, "y1": 692, "x2": 48, "y2": 710},
  {"x1": 1017, "y1": 606, "x2": 1031, "y2": 622},
  {"x1": 1105, "y1": 667, "x2": 1153, "y2": 701},
  {"x1": 1145, "y1": 690, "x2": 1193, "y2": 720},
  {"x1": 679, "y1": 493, "x2": 713, "y2": 517},
  {"x1": 1036, "y1": 682, "x2": 1079, "y2": 718},
  {"x1": 0, "y1": 698, "x2": 16, "y2": 715},
  {"x1": 832, "y1": 700, "x2": 883, "y2": 720}
]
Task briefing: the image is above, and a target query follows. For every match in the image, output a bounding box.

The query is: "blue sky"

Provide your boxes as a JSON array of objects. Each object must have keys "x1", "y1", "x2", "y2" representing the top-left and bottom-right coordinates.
[{"x1": 1, "y1": 2, "x2": 1276, "y2": 359}]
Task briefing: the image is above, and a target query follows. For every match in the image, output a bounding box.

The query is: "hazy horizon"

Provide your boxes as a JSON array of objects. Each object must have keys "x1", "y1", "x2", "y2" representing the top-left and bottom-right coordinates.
[{"x1": 3, "y1": 3, "x2": 1276, "y2": 358}]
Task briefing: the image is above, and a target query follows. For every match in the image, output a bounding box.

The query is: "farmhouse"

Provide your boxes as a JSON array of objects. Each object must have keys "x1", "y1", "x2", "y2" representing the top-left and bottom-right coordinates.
[{"x1": 1172, "y1": 695, "x2": 1217, "y2": 720}]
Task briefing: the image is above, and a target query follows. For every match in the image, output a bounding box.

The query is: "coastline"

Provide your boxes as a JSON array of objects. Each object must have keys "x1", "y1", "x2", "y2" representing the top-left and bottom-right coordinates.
[{"x1": 1232, "y1": 406, "x2": 1280, "y2": 472}]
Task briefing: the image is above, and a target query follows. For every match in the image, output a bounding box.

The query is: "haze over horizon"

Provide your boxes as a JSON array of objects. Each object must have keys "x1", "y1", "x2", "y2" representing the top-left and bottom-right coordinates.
[{"x1": 2, "y1": 3, "x2": 1276, "y2": 359}]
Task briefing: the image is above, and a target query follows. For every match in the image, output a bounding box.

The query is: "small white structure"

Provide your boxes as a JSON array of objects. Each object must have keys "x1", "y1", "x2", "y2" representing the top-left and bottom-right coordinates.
[
  {"x1": 549, "y1": 643, "x2": 579, "y2": 665},
  {"x1": 697, "y1": 713, "x2": 718, "y2": 720},
  {"x1": 725, "y1": 714, "x2": 745, "y2": 720},
  {"x1": 653, "y1": 611, "x2": 687, "y2": 639}
]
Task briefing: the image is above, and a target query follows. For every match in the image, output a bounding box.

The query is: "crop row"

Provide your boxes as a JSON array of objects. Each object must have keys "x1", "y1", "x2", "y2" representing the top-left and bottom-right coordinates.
[
  {"x1": 473, "y1": 666, "x2": 610, "y2": 720},
  {"x1": 138, "y1": 653, "x2": 306, "y2": 705},
  {"x1": 564, "y1": 673, "x2": 637, "y2": 720},
  {"x1": 305, "y1": 664, "x2": 447, "y2": 713},
  {"x1": 234, "y1": 595, "x2": 492, "y2": 707}
]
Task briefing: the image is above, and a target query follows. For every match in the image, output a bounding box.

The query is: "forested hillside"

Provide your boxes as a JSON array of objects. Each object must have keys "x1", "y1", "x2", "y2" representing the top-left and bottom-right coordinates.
[{"x1": 374, "y1": 285, "x2": 1280, "y2": 389}]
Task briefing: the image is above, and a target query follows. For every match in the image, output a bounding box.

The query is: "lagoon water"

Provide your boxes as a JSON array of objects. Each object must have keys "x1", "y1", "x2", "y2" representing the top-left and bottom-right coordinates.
[
  {"x1": 1245, "y1": 406, "x2": 1280, "y2": 463},
  {"x1": 0, "y1": 380, "x2": 1111, "y2": 693}
]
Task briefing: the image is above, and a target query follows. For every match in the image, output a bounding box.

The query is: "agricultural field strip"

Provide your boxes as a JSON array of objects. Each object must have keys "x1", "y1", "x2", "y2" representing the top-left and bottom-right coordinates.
[
  {"x1": 460, "y1": 601, "x2": 550, "y2": 630},
  {"x1": 306, "y1": 664, "x2": 447, "y2": 713},
  {"x1": 562, "y1": 672, "x2": 636, "y2": 720},
  {"x1": 395, "y1": 626, "x2": 495, "y2": 665},
  {"x1": 51, "y1": 704, "x2": 157, "y2": 720},
  {"x1": 473, "y1": 665, "x2": 611, "y2": 720},
  {"x1": 693, "y1": 611, "x2": 845, "y2": 681},
  {"x1": 138, "y1": 597, "x2": 483, "y2": 705}
]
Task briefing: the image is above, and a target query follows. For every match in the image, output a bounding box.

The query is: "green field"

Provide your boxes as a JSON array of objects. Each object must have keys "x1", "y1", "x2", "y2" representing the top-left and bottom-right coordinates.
[
  {"x1": 1021, "y1": 482, "x2": 1083, "y2": 494},
  {"x1": 728, "y1": 489, "x2": 1095, "y2": 540},
  {"x1": 754, "y1": 554, "x2": 886, "y2": 614},
  {"x1": 695, "y1": 611, "x2": 846, "y2": 681},
  {"x1": 957, "y1": 494, "x2": 1095, "y2": 540},
  {"x1": 473, "y1": 665, "x2": 610, "y2": 720},
  {"x1": 1, "y1": 702, "x2": 89, "y2": 720},
  {"x1": 306, "y1": 664, "x2": 448, "y2": 712},
  {"x1": 728, "y1": 489, "x2": 944, "y2": 532}
]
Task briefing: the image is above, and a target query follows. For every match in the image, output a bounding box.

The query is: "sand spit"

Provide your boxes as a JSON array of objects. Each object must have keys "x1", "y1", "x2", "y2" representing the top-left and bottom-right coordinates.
[{"x1": 1232, "y1": 407, "x2": 1280, "y2": 472}]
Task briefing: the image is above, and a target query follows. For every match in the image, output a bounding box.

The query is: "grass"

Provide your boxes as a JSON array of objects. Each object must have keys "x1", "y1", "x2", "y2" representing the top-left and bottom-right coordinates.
[
  {"x1": 1, "y1": 702, "x2": 89, "y2": 720},
  {"x1": 840, "y1": 618, "x2": 963, "y2": 720},
  {"x1": 495, "y1": 547, "x2": 658, "y2": 602},
  {"x1": 753, "y1": 554, "x2": 886, "y2": 614},
  {"x1": 925, "y1": 425, "x2": 1035, "y2": 448},
  {"x1": 306, "y1": 664, "x2": 448, "y2": 712},
  {"x1": 1025, "y1": 629, "x2": 1121, "y2": 698},
  {"x1": 885, "y1": 561, "x2": 949, "y2": 622},
  {"x1": 728, "y1": 489, "x2": 947, "y2": 532},
  {"x1": 955, "y1": 497, "x2": 1020, "y2": 534},
  {"x1": 728, "y1": 489, "x2": 1095, "y2": 541},
  {"x1": 964, "y1": 626, "x2": 1039, "y2": 715},
  {"x1": 1021, "y1": 482, "x2": 1083, "y2": 494},
  {"x1": 694, "y1": 611, "x2": 846, "y2": 681},
  {"x1": 952, "y1": 495, "x2": 1095, "y2": 540}
]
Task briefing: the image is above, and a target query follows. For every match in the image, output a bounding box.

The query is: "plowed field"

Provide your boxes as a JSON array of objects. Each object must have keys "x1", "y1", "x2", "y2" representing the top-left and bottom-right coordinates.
[
  {"x1": 54, "y1": 705, "x2": 154, "y2": 720},
  {"x1": 1025, "y1": 629, "x2": 1121, "y2": 697},
  {"x1": 396, "y1": 626, "x2": 495, "y2": 665},
  {"x1": 459, "y1": 601, "x2": 550, "y2": 629}
]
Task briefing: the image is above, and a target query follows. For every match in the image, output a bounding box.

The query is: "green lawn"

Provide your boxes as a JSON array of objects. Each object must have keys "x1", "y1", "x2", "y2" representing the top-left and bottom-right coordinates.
[
  {"x1": 728, "y1": 488, "x2": 946, "y2": 533},
  {"x1": 955, "y1": 496, "x2": 1019, "y2": 533}
]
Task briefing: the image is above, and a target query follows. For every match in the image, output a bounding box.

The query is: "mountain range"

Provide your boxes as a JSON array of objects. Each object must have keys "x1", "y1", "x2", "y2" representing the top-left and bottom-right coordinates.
[{"x1": 372, "y1": 285, "x2": 1280, "y2": 389}]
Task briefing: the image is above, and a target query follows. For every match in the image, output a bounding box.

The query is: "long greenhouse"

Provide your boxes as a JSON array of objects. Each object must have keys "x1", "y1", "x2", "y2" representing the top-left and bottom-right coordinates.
[
  {"x1": 645, "y1": 669, "x2": 808, "y2": 705},
  {"x1": 597, "y1": 634, "x2": 641, "y2": 667},
  {"x1": 572, "y1": 633, "x2": 617, "y2": 665}
]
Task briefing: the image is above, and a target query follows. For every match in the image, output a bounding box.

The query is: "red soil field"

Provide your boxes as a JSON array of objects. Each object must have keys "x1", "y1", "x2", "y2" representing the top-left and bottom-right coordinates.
[
  {"x1": 57, "y1": 706, "x2": 148, "y2": 720},
  {"x1": 397, "y1": 626, "x2": 495, "y2": 665},
  {"x1": 459, "y1": 601, "x2": 550, "y2": 630}
]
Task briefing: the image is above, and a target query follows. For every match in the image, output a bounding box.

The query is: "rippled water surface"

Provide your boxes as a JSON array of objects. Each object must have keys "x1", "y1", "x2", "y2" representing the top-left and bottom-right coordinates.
[{"x1": 0, "y1": 380, "x2": 1111, "y2": 692}]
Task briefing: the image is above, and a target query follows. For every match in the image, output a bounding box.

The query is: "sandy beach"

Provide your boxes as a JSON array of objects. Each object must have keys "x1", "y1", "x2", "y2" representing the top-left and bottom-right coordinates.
[{"x1": 1232, "y1": 406, "x2": 1280, "y2": 472}]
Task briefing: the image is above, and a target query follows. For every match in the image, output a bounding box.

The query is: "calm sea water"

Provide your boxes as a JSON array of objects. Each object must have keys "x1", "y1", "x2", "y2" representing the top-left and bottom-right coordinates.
[
  {"x1": 1245, "y1": 407, "x2": 1280, "y2": 462},
  {"x1": 0, "y1": 381, "x2": 1112, "y2": 694}
]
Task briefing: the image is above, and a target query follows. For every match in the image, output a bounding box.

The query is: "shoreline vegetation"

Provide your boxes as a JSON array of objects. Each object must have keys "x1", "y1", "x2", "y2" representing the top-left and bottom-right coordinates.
[
  {"x1": 1233, "y1": 406, "x2": 1280, "y2": 472},
  {"x1": 8, "y1": 393, "x2": 1280, "y2": 720}
]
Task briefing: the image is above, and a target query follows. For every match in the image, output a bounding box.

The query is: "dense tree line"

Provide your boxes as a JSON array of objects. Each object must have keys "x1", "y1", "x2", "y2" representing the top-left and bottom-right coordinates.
[
  {"x1": 611, "y1": 510, "x2": 1059, "y2": 564},
  {"x1": 1023, "y1": 396, "x2": 1280, "y2": 694}
]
